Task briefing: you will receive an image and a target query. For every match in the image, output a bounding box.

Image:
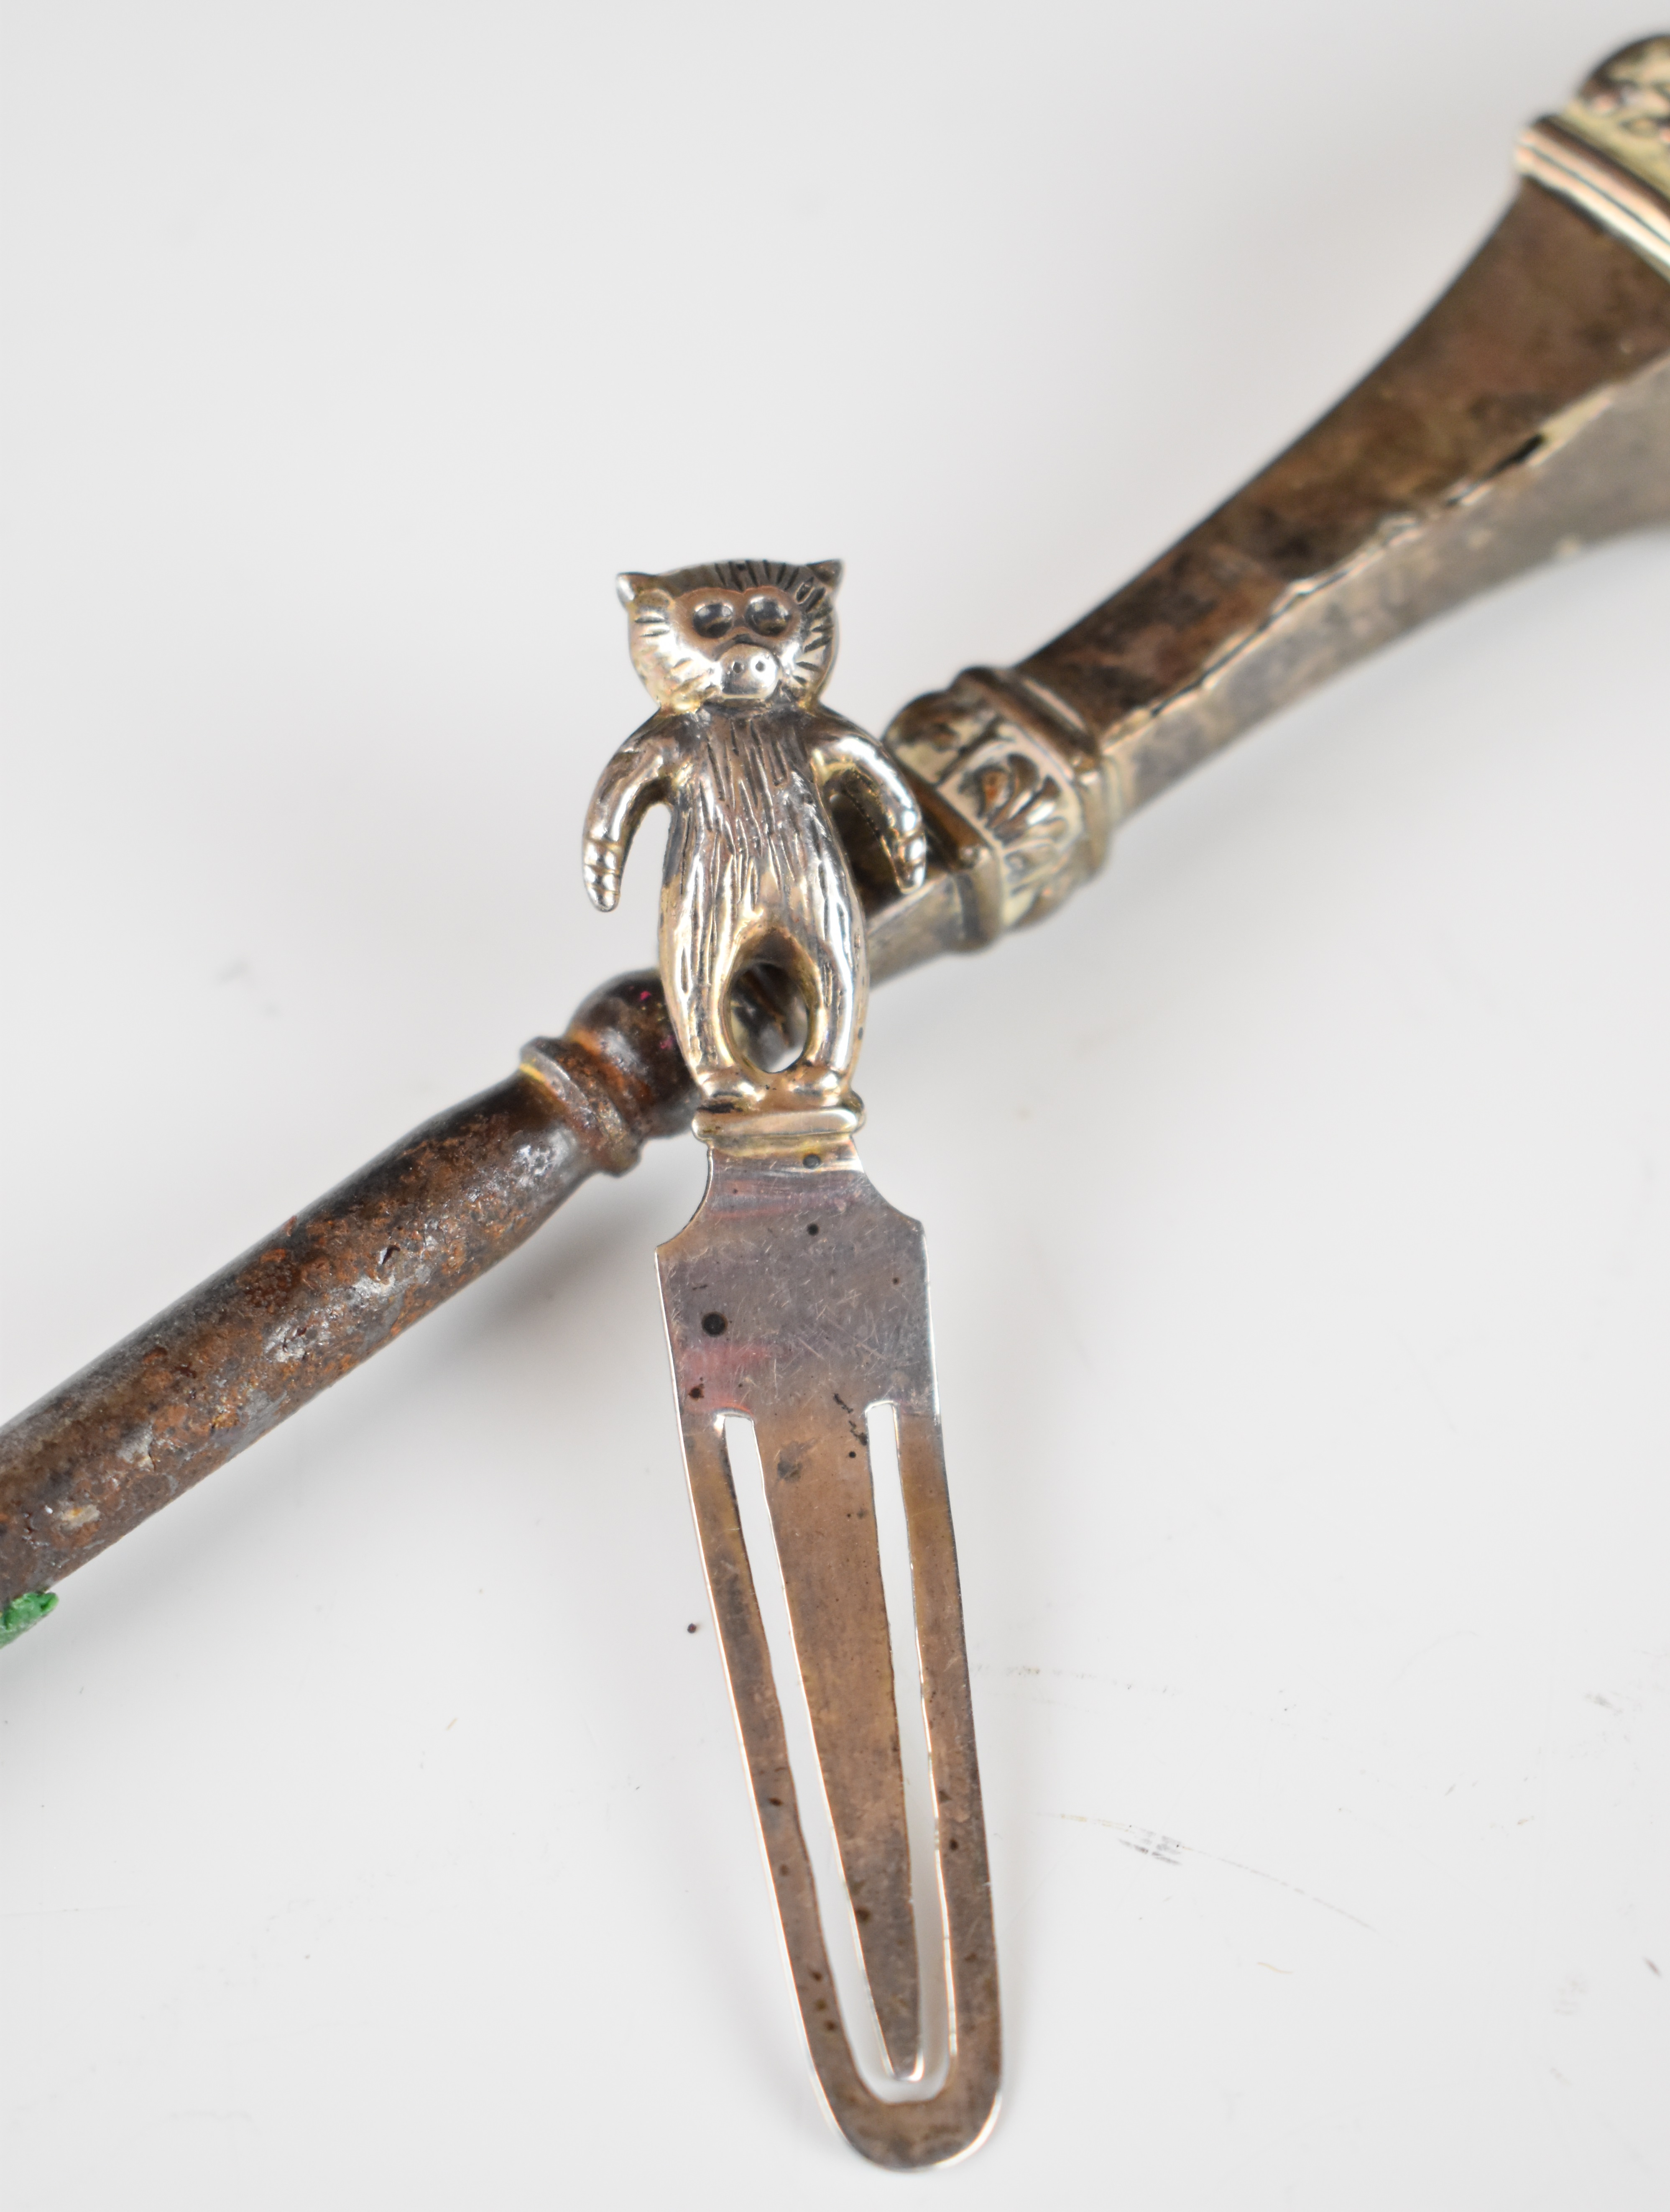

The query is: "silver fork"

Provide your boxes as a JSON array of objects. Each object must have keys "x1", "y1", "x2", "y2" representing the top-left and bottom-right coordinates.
[
  {"x1": 582, "y1": 558, "x2": 1001, "y2": 2166},
  {"x1": 659, "y1": 1111, "x2": 1000, "y2": 2167}
]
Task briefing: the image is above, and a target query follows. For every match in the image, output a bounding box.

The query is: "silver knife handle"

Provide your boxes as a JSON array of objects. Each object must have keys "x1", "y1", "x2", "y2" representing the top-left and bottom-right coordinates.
[{"x1": 879, "y1": 36, "x2": 1670, "y2": 971}]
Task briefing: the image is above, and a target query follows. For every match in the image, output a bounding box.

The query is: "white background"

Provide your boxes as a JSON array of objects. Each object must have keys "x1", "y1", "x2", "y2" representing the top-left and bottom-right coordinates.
[{"x1": 4, "y1": 4, "x2": 1669, "y2": 2206}]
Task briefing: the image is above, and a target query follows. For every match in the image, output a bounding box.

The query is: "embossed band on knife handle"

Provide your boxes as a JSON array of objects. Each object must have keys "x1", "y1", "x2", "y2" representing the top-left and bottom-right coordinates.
[{"x1": 5, "y1": 39, "x2": 1670, "y2": 1617}]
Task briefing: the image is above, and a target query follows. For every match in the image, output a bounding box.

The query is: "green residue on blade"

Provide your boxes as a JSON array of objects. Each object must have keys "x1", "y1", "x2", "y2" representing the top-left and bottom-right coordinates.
[{"x1": 0, "y1": 1591, "x2": 59, "y2": 1649}]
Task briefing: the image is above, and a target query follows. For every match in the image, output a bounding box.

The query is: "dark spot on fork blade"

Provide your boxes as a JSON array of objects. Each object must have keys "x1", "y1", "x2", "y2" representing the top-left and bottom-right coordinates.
[{"x1": 702, "y1": 1312, "x2": 727, "y2": 1336}]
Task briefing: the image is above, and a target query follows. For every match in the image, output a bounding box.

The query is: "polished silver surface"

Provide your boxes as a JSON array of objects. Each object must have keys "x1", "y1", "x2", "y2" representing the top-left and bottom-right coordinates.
[
  {"x1": 886, "y1": 665, "x2": 1121, "y2": 945},
  {"x1": 1551, "y1": 35, "x2": 1670, "y2": 202},
  {"x1": 583, "y1": 559, "x2": 926, "y2": 1111},
  {"x1": 1519, "y1": 39, "x2": 1670, "y2": 282}
]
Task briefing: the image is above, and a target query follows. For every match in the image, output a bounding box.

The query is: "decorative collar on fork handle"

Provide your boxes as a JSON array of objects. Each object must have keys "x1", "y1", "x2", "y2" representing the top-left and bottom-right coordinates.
[{"x1": 692, "y1": 1100, "x2": 865, "y2": 1151}]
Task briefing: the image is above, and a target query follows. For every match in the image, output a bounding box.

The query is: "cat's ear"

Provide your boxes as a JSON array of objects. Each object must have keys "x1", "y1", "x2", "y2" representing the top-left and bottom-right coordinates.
[
  {"x1": 808, "y1": 559, "x2": 843, "y2": 593},
  {"x1": 616, "y1": 571, "x2": 656, "y2": 608}
]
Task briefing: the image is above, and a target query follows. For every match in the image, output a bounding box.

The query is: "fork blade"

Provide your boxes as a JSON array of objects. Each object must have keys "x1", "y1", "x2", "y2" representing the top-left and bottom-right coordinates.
[{"x1": 657, "y1": 1135, "x2": 1001, "y2": 2167}]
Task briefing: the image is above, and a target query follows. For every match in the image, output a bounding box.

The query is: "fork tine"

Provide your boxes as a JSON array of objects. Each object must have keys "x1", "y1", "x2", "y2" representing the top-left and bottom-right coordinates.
[{"x1": 757, "y1": 1391, "x2": 919, "y2": 2075}]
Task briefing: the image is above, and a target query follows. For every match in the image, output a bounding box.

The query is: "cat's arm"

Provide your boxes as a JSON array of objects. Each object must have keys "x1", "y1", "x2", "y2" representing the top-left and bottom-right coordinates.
[
  {"x1": 807, "y1": 719, "x2": 929, "y2": 893},
  {"x1": 582, "y1": 715, "x2": 691, "y2": 913}
]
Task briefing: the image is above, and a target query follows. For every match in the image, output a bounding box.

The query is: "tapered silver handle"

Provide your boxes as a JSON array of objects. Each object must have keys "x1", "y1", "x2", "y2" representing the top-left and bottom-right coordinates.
[{"x1": 876, "y1": 37, "x2": 1670, "y2": 971}]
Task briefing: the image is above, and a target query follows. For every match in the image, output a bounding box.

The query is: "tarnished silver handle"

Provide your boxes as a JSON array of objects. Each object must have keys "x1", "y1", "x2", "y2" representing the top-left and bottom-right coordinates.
[{"x1": 877, "y1": 36, "x2": 1670, "y2": 976}]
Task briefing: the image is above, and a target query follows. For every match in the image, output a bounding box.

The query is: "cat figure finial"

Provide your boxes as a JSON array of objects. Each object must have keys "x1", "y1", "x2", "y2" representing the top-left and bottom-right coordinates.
[{"x1": 583, "y1": 560, "x2": 927, "y2": 1113}]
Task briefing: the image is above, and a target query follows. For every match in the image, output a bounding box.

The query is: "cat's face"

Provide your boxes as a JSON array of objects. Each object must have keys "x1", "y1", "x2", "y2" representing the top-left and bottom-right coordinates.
[{"x1": 618, "y1": 558, "x2": 842, "y2": 711}]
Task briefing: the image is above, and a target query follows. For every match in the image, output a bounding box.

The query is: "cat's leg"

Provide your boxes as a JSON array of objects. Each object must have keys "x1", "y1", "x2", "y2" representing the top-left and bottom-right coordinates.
[
  {"x1": 769, "y1": 845, "x2": 865, "y2": 1106},
  {"x1": 662, "y1": 854, "x2": 769, "y2": 1107}
]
